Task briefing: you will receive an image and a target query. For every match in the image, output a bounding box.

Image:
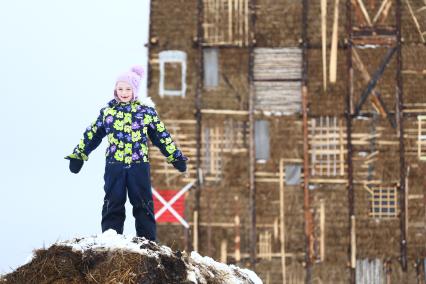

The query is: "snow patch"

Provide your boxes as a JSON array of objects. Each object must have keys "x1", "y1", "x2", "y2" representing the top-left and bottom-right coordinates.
[{"x1": 54, "y1": 230, "x2": 262, "y2": 284}]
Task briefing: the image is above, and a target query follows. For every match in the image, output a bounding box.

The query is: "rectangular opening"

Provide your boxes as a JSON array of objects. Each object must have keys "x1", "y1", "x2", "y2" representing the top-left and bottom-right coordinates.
[
  {"x1": 165, "y1": 62, "x2": 182, "y2": 90},
  {"x1": 285, "y1": 164, "x2": 301, "y2": 185},
  {"x1": 204, "y1": 48, "x2": 219, "y2": 88},
  {"x1": 255, "y1": 120, "x2": 270, "y2": 162}
]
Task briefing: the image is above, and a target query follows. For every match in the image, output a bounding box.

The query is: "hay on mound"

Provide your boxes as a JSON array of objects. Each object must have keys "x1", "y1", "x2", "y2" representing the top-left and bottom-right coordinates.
[{"x1": 0, "y1": 230, "x2": 261, "y2": 284}]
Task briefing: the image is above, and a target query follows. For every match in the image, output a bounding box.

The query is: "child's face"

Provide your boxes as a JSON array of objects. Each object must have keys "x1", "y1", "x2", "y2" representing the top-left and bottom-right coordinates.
[{"x1": 115, "y1": 81, "x2": 133, "y2": 102}]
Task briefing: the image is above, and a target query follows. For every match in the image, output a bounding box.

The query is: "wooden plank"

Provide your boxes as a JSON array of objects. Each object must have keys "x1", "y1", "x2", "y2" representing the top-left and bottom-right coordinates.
[
  {"x1": 322, "y1": 0, "x2": 327, "y2": 90},
  {"x1": 311, "y1": 119, "x2": 317, "y2": 176},
  {"x1": 356, "y1": 0, "x2": 373, "y2": 26},
  {"x1": 279, "y1": 159, "x2": 286, "y2": 283},
  {"x1": 351, "y1": 0, "x2": 368, "y2": 25},
  {"x1": 220, "y1": 239, "x2": 227, "y2": 263},
  {"x1": 351, "y1": 216, "x2": 356, "y2": 268},
  {"x1": 228, "y1": 0, "x2": 232, "y2": 42},
  {"x1": 234, "y1": 195, "x2": 241, "y2": 262},
  {"x1": 329, "y1": 0, "x2": 340, "y2": 83},
  {"x1": 375, "y1": 0, "x2": 393, "y2": 24},
  {"x1": 239, "y1": 0, "x2": 243, "y2": 46},
  {"x1": 405, "y1": 167, "x2": 410, "y2": 235},
  {"x1": 201, "y1": 109, "x2": 249, "y2": 115},
  {"x1": 244, "y1": 0, "x2": 248, "y2": 46},
  {"x1": 419, "y1": 117, "x2": 422, "y2": 159},
  {"x1": 405, "y1": 0, "x2": 425, "y2": 43},
  {"x1": 320, "y1": 199, "x2": 325, "y2": 262},
  {"x1": 193, "y1": 210, "x2": 199, "y2": 251}
]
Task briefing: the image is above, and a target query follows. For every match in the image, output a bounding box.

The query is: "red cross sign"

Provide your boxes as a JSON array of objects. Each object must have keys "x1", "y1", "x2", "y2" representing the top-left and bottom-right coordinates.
[{"x1": 152, "y1": 181, "x2": 194, "y2": 228}]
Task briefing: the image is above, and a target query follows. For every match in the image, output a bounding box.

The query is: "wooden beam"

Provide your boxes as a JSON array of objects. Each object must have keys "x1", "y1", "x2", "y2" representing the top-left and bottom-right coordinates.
[
  {"x1": 351, "y1": 49, "x2": 396, "y2": 128},
  {"x1": 234, "y1": 195, "x2": 241, "y2": 262},
  {"x1": 372, "y1": 0, "x2": 392, "y2": 24},
  {"x1": 356, "y1": 0, "x2": 373, "y2": 26},
  {"x1": 320, "y1": 199, "x2": 325, "y2": 262},
  {"x1": 302, "y1": 0, "x2": 313, "y2": 281},
  {"x1": 201, "y1": 109, "x2": 249, "y2": 115},
  {"x1": 193, "y1": 210, "x2": 199, "y2": 251},
  {"x1": 279, "y1": 159, "x2": 287, "y2": 284},
  {"x1": 221, "y1": 239, "x2": 228, "y2": 263},
  {"x1": 248, "y1": 0, "x2": 257, "y2": 269},
  {"x1": 396, "y1": 0, "x2": 408, "y2": 270},
  {"x1": 353, "y1": 47, "x2": 397, "y2": 117},
  {"x1": 405, "y1": 0, "x2": 425, "y2": 43},
  {"x1": 346, "y1": 0, "x2": 356, "y2": 281},
  {"x1": 352, "y1": 35, "x2": 397, "y2": 46},
  {"x1": 351, "y1": 0, "x2": 368, "y2": 25},
  {"x1": 330, "y1": 0, "x2": 340, "y2": 83},
  {"x1": 322, "y1": 0, "x2": 327, "y2": 90},
  {"x1": 351, "y1": 215, "x2": 356, "y2": 268}
]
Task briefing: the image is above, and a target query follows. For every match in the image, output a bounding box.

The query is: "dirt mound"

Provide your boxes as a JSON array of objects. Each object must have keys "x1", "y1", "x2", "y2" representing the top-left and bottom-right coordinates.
[{"x1": 0, "y1": 230, "x2": 261, "y2": 284}]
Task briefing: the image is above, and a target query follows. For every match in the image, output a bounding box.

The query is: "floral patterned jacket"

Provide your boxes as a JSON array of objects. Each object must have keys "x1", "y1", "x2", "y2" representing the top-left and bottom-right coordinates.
[{"x1": 66, "y1": 98, "x2": 187, "y2": 165}]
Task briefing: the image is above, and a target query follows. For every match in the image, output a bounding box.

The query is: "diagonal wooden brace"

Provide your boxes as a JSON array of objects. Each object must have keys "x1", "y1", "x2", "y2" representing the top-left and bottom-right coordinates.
[
  {"x1": 372, "y1": 92, "x2": 397, "y2": 128},
  {"x1": 352, "y1": 49, "x2": 396, "y2": 128},
  {"x1": 353, "y1": 46, "x2": 397, "y2": 117}
]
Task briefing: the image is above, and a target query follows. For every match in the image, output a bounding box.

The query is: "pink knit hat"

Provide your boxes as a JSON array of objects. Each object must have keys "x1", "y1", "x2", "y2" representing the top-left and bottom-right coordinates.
[{"x1": 114, "y1": 66, "x2": 144, "y2": 101}]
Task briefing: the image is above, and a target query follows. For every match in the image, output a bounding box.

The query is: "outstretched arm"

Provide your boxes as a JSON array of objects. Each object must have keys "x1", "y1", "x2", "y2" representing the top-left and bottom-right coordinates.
[
  {"x1": 66, "y1": 109, "x2": 107, "y2": 162},
  {"x1": 146, "y1": 108, "x2": 187, "y2": 171}
]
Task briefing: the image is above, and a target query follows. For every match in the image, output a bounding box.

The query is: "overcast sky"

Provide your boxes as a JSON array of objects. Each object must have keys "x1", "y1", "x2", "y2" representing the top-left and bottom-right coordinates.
[{"x1": 0, "y1": 0, "x2": 150, "y2": 273}]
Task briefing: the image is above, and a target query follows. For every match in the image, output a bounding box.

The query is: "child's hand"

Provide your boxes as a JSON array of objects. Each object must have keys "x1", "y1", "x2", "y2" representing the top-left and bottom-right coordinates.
[
  {"x1": 172, "y1": 160, "x2": 187, "y2": 173},
  {"x1": 69, "y1": 158, "x2": 84, "y2": 174}
]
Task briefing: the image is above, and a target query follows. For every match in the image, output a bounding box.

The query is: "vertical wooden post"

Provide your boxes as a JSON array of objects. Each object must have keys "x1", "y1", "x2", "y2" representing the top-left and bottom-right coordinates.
[
  {"x1": 405, "y1": 167, "x2": 410, "y2": 237},
  {"x1": 423, "y1": 163, "x2": 426, "y2": 235},
  {"x1": 194, "y1": 0, "x2": 205, "y2": 253},
  {"x1": 339, "y1": 119, "x2": 345, "y2": 176},
  {"x1": 320, "y1": 199, "x2": 325, "y2": 262},
  {"x1": 221, "y1": 239, "x2": 228, "y2": 263},
  {"x1": 321, "y1": 0, "x2": 327, "y2": 91},
  {"x1": 207, "y1": 188, "x2": 212, "y2": 255},
  {"x1": 350, "y1": 215, "x2": 356, "y2": 268},
  {"x1": 302, "y1": 0, "x2": 313, "y2": 282},
  {"x1": 396, "y1": 0, "x2": 408, "y2": 271},
  {"x1": 248, "y1": 0, "x2": 257, "y2": 268},
  {"x1": 279, "y1": 159, "x2": 286, "y2": 284},
  {"x1": 228, "y1": 0, "x2": 232, "y2": 42},
  {"x1": 346, "y1": 0, "x2": 356, "y2": 282},
  {"x1": 193, "y1": 210, "x2": 199, "y2": 251},
  {"x1": 330, "y1": 0, "x2": 340, "y2": 83},
  {"x1": 418, "y1": 118, "x2": 422, "y2": 159},
  {"x1": 234, "y1": 195, "x2": 241, "y2": 262}
]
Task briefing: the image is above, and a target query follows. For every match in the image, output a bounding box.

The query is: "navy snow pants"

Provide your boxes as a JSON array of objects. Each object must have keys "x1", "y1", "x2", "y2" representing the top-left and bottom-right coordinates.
[{"x1": 101, "y1": 162, "x2": 156, "y2": 240}]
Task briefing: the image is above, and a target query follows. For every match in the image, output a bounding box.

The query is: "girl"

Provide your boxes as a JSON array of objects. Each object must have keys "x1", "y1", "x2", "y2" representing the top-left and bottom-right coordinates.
[{"x1": 65, "y1": 66, "x2": 187, "y2": 241}]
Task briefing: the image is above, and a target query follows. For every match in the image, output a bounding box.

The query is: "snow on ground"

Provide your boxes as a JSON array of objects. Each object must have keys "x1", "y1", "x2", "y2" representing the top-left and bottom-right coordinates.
[{"x1": 51, "y1": 229, "x2": 263, "y2": 284}]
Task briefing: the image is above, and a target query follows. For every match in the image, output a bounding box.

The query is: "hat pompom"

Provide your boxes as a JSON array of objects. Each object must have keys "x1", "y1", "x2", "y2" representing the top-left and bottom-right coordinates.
[{"x1": 131, "y1": 66, "x2": 144, "y2": 78}]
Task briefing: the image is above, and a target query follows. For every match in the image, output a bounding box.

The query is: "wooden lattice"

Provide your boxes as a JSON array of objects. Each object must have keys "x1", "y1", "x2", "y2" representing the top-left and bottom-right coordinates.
[
  {"x1": 418, "y1": 116, "x2": 426, "y2": 161},
  {"x1": 258, "y1": 231, "x2": 272, "y2": 260},
  {"x1": 202, "y1": 119, "x2": 248, "y2": 182},
  {"x1": 203, "y1": 0, "x2": 249, "y2": 46},
  {"x1": 309, "y1": 117, "x2": 345, "y2": 177},
  {"x1": 369, "y1": 185, "x2": 398, "y2": 219},
  {"x1": 150, "y1": 120, "x2": 196, "y2": 184}
]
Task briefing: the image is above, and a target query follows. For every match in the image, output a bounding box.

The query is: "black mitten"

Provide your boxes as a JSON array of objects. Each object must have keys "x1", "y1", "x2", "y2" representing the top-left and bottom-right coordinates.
[
  {"x1": 69, "y1": 158, "x2": 84, "y2": 174},
  {"x1": 172, "y1": 160, "x2": 187, "y2": 173}
]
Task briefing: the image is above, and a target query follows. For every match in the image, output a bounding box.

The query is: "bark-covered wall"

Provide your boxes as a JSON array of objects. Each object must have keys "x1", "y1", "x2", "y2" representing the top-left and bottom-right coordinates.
[{"x1": 148, "y1": 0, "x2": 426, "y2": 283}]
